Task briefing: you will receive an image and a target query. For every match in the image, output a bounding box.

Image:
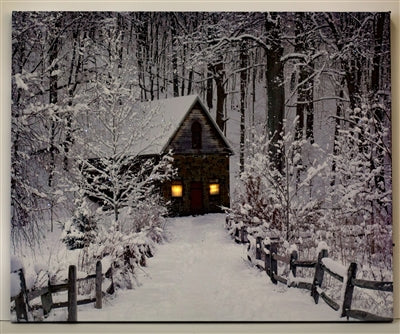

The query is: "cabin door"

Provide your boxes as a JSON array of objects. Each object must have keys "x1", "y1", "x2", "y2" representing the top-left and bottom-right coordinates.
[{"x1": 190, "y1": 182, "x2": 203, "y2": 213}]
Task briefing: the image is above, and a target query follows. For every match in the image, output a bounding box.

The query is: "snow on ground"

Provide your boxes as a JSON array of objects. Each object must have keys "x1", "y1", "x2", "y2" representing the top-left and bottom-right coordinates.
[{"x1": 76, "y1": 213, "x2": 341, "y2": 322}]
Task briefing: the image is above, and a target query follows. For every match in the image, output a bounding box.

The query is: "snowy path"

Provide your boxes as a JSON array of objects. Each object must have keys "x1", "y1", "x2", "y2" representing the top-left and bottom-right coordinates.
[{"x1": 78, "y1": 214, "x2": 340, "y2": 321}]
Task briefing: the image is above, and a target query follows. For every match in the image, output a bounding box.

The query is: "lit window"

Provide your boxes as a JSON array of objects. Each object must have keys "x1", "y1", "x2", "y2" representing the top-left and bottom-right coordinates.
[
  {"x1": 209, "y1": 182, "x2": 220, "y2": 195},
  {"x1": 171, "y1": 181, "x2": 183, "y2": 197}
]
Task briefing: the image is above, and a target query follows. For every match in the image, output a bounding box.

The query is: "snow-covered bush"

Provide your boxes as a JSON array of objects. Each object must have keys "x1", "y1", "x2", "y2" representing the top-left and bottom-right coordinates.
[
  {"x1": 61, "y1": 219, "x2": 85, "y2": 250},
  {"x1": 229, "y1": 126, "x2": 328, "y2": 244},
  {"x1": 77, "y1": 184, "x2": 168, "y2": 293},
  {"x1": 325, "y1": 103, "x2": 392, "y2": 270},
  {"x1": 124, "y1": 196, "x2": 168, "y2": 234},
  {"x1": 84, "y1": 221, "x2": 163, "y2": 291},
  {"x1": 61, "y1": 195, "x2": 96, "y2": 250}
]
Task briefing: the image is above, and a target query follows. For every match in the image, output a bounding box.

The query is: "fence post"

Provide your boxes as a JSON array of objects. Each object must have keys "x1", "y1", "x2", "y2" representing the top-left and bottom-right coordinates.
[
  {"x1": 67, "y1": 265, "x2": 77, "y2": 322},
  {"x1": 15, "y1": 268, "x2": 28, "y2": 322},
  {"x1": 255, "y1": 237, "x2": 262, "y2": 260},
  {"x1": 264, "y1": 240, "x2": 271, "y2": 277},
  {"x1": 225, "y1": 215, "x2": 230, "y2": 227},
  {"x1": 244, "y1": 227, "x2": 248, "y2": 243},
  {"x1": 234, "y1": 226, "x2": 239, "y2": 242},
  {"x1": 269, "y1": 240, "x2": 278, "y2": 284},
  {"x1": 311, "y1": 249, "x2": 328, "y2": 304},
  {"x1": 240, "y1": 226, "x2": 246, "y2": 243},
  {"x1": 41, "y1": 277, "x2": 53, "y2": 318},
  {"x1": 290, "y1": 249, "x2": 298, "y2": 278},
  {"x1": 95, "y1": 261, "x2": 102, "y2": 309},
  {"x1": 341, "y1": 262, "x2": 358, "y2": 318}
]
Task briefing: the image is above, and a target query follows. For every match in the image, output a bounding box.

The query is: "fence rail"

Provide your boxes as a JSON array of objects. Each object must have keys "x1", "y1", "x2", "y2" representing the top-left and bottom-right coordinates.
[
  {"x1": 11, "y1": 260, "x2": 105, "y2": 322},
  {"x1": 227, "y1": 217, "x2": 393, "y2": 322}
]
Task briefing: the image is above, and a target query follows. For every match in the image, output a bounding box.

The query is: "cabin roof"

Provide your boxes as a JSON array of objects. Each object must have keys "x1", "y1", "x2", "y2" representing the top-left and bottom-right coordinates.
[
  {"x1": 81, "y1": 95, "x2": 233, "y2": 158},
  {"x1": 133, "y1": 95, "x2": 233, "y2": 156}
]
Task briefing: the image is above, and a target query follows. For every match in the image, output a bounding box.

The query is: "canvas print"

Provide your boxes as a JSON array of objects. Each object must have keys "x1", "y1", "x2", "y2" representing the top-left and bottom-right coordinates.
[{"x1": 10, "y1": 12, "x2": 393, "y2": 322}]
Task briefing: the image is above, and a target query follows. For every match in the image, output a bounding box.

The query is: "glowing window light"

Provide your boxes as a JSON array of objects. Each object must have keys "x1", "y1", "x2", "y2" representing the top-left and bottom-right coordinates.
[
  {"x1": 209, "y1": 183, "x2": 220, "y2": 195},
  {"x1": 171, "y1": 183, "x2": 183, "y2": 197}
]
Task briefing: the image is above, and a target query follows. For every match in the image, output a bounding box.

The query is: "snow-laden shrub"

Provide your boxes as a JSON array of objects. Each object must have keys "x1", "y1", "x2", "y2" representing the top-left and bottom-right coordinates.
[
  {"x1": 61, "y1": 219, "x2": 85, "y2": 250},
  {"x1": 122, "y1": 193, "x2": 168, "y2": 234},
  {"x1": 324, "y1": 104, "x2": 392, "y2": 269},
  {"x1": 84, "y1": 221, "x2": 163, "y2": 291},
  {"x1": 79, "y1": 195, "x2": 167, "y2": 293},
  {"x1": 229, "y1": 126, "x2": 328, "y2": 245},
  {"x1": 61, "y1": 196, "x2": 96, "y2": 250}
]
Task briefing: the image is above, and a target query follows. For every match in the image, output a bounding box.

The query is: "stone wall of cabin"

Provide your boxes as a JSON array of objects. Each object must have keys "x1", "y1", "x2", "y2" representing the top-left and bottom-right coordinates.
[{"x1": 163, "y1": 154, "x2": 230, "y2": 216}]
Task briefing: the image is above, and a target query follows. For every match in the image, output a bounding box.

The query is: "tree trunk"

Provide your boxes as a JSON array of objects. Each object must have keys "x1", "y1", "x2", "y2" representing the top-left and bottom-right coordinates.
[
  {"x1": 206, "y1": 63, "x2": 213, "y2": 110},
  {"x1": 294, "y1": 12, "x2": 315, "y2": 143},
  {"x1": 331, "y1": 89, "x2": 344, "y2": 186},
  {"x1": 294, "y1": 15, "x2": 305, "y2": 141},
  {"x1": 187, "y1": 68, "x2": 194, "y2": 95},
  {"x1": 154, "y1": 19, "x2": 160, "y2": 100},
  {"x1": 251, "y1": 53, "x2": 256, "y2": 141},
  {"x1": 134, "y1": 13, "x2": 149, "y2": 101},
  {"x1": 171, "y1": 16, "x2": 179, "y2": 97},
  {"x1": 265, "y1": 13, "x2": 285, "y2": 172},
  {"x1": 239, "y1": 43, "x2": 248, "y2": 174},
  {"x1": 370, "y1": 12, "x2": 387, "y2": 192},
  {"x1": 344, "y1": 63, "x2": 362, "y2": 110},
  {"x1": 64, "y1": 27, "x2": 82, "y2": 171},
  {"x1": 181, "y1": 44, "x2": 186, "y2": 96},
  {"x1": 371, "y1": 13, "x2": 385, "y2": 97},
  {"x1": 48, "y1": 18, "x2": 60, "y2": 187},
  {"x1": 214, "y1": 62, "x2": 226, "y2": 133}
]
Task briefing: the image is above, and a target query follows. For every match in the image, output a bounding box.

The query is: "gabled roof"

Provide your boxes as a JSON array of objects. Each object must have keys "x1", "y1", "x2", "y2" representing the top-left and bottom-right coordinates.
[
  {"x1": 137, "y1": 95, "x2": 234, "y2": 156},
  {"x1": 81, "y1": 95, "x2": 233, "y2": 158}
]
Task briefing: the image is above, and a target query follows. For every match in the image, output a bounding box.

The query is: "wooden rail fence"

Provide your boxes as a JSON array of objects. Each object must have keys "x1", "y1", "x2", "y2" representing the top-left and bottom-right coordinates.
[
  {"x1": 11, "y1": 261, "x2": 106, "y2": 322},
  {"x1": 228, "y1": 218, "x2": 393, "y2": 322}
]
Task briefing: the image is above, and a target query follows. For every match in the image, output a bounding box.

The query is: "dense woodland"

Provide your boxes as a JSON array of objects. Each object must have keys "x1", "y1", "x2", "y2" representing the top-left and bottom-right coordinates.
[{"x1": 12, "y1": 12, "x2": 392, "y2": 282}]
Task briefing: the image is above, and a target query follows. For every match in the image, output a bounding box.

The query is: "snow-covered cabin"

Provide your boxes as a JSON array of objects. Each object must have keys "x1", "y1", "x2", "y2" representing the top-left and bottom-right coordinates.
[
  {"x1": 144, "y1": 95, "x2": 234, "y2": 215},
  {"x1": 81, "y1": 94, "x2": 233, "y2": 216}
]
